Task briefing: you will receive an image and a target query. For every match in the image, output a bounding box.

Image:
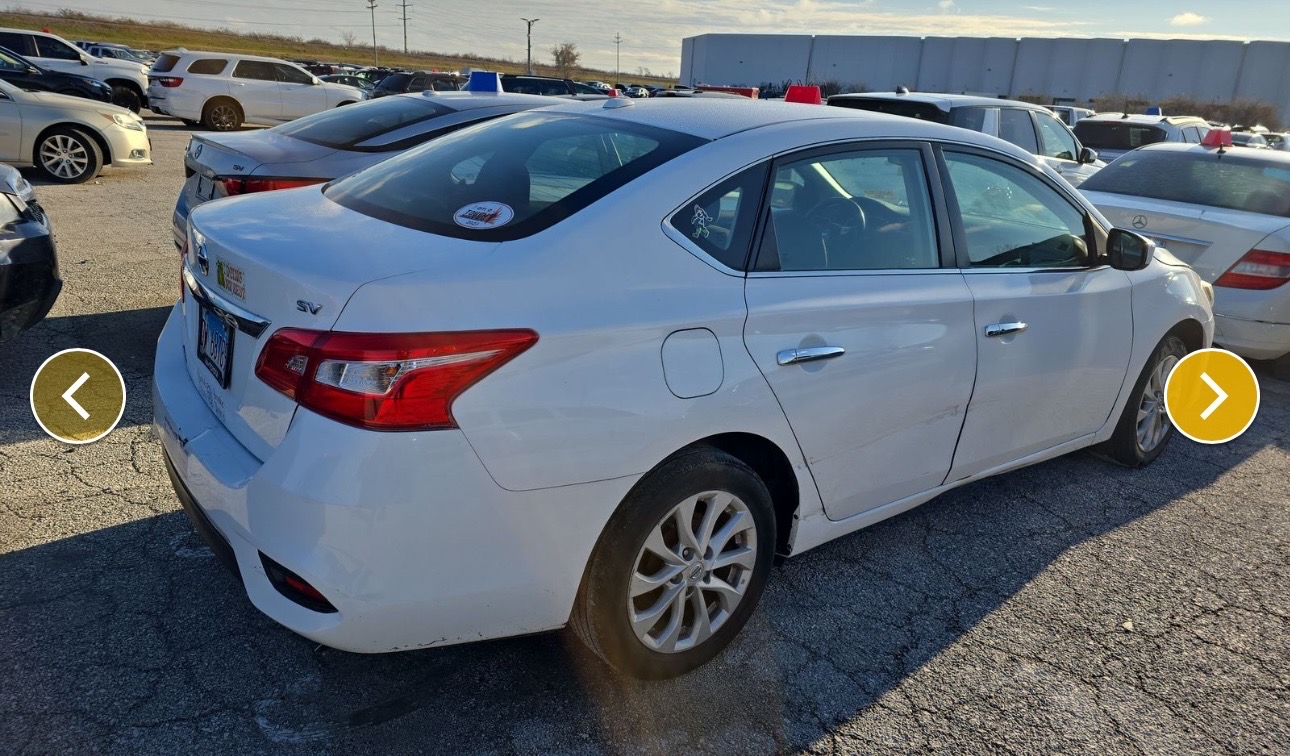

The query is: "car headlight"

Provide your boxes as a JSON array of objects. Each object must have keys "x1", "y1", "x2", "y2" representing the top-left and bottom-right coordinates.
[{"x1": 100, "y1": 112, "x2": 145, "y2": 131}]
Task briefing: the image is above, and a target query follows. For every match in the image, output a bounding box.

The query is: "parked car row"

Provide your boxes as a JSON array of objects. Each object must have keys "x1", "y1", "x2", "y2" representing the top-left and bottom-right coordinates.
[{"x1": 153, "y1": 92, "x2": 1223, "y2": 683}]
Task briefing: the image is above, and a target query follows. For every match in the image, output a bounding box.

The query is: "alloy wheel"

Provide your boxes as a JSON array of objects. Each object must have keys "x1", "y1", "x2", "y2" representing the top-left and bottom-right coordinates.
[
  {"x1": 1137, "y1": 352, "x2": 1180, "y2": 453},
  {"x1": 39, "y1": 135, "x2": 89, "y2": 181},
  {"x1": 628, "y1": 490, "x2": 758, "y2": 653},
  {"x1": 210, "y1": 104, "x2": 238, "y2": 130}
]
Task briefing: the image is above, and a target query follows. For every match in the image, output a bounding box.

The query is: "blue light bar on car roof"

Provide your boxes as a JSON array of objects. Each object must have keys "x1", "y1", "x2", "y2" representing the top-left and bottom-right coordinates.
[{"x1": 467, "y1": 71, "x2": 503, "y2": 93}]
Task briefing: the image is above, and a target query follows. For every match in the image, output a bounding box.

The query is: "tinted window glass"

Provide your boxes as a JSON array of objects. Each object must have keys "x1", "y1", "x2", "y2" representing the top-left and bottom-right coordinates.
[
  {"x1": 1073, "y1": 121, "x2": 1167, "y2": 151},
  {"x1": 670, "y1": 167, "x2": 766, "y2": 270},
  {"x1": 945, "y1": 152, "x2": 1090, "y2": 268},
  {"x1": 273, "y1": 96, "x2": 444, "y2": 148},
  {"x1": 1080, "y1": 150, "x2": 1290, "y2": 217},
  {"x1": 276, "y1": 63, "x2": 313, "y2": 84},
  {"x1": 999, "y1": 109, "x2": 1039, "y2": 153},
  {"x1": 34, "y1": 36, "x2": 80, "y2": 60},
  {"x1": 232, "y1": 60, "x2": 277, "y2": 81},
  {"x1": 1035, "y1": 112, "x2": 1079, "y2": 161},
  {"x1": 186, "y1": 58, "x2": 227, "y2": 75},
  {"x1": 0, "y1": 33, "x2": 34, "y2": 56},
  {"x1": 758, "y1": 148, "x2": 939, "y2": 271},
  {"x1": 949, "y1": 106, "x2": 989, "y2": 132},
  {"x1": 151, "y1": 53, "x2": 180, "y2": 73},
  {"x1": 375, "y1": 72, "x2": 409, "y2": 91},
  {"x1": 431, "y1": 78, "x2": 460, "y2": 91},
  {"x1": 325, "y1": 112, "x2": 705, "y2": 240},
  {"x1": 827, "y1": 97, "x2": 950, "y2": 124},
  {"x1": 406, "y1": 75, "x2": 427, "y2": 92},
  {"x1": 1182, "y1": 126, "x2": 1200, "y2": 143}
]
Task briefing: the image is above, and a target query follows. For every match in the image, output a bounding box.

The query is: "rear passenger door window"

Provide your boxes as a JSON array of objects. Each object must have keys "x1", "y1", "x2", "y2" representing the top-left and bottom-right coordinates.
[
  {"x1": 407, "y1": 75, "x2": 427, "y2": 92},
  {"x1": 999, "y1": 109, "x2": 1039, "y2": 154},
  {"x1": 187, "y1": 58, "x2": 227, "y2": 75},
  {"x1": 34, "y1": 36, "x2": 81, "y2": 60},
  {"x1": 943, "y1": 151, "x2": 1091, "y2": 268},
  {"x1": 667, "y1": 166, "x2": 767, "y2": 270},
  {"x1": 0, "y1": 33, "x2": 34, "y2": 56},
  {"x1": 755, "y1": 146, "x2": 941, "y2": 271}
]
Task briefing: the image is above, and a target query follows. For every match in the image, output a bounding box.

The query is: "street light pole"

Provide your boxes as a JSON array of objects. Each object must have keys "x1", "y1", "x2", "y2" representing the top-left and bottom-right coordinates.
[
  {"x1": 521, "y1": 17, "x2": 539, "y2": 74},
  {"x1": 367, "y1": 0, "x2": 379, "y2": 66},
  {"x1": 614, "y1": 32, "x2": 622, "y2": 86}
]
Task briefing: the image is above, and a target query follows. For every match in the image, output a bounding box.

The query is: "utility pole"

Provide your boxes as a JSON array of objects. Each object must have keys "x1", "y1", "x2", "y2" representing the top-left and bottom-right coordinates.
[
  {"x1": 398, "y1": 1, "x2": 411, "y2": 54},
  {"x1": 366, "y1": 0, "x2": 379, "y2": 66},
  {"x1": 613, "y1": 32, "x2": 622, "y2": 86},
  {"x1": 521, "y1": 17, "x2": 539, "y2": 74}
]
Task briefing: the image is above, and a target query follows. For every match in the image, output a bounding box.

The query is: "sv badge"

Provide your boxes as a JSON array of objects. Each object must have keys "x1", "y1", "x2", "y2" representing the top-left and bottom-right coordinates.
[{"x1": 296, "y1": 300, "x2": 322, "y2": 315}]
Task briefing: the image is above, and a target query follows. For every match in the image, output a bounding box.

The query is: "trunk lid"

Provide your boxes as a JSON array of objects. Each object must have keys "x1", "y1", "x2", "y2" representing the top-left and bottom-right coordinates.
[
  {"x1": 181, "y1": 187, "x2": 498, "y2": 460},
  {"x1": 185, "y1": 131, "x2": 338, "y2": 179},
  {"x1": 1083, "y1": 191, "x2": 1290, "y2": 281}
]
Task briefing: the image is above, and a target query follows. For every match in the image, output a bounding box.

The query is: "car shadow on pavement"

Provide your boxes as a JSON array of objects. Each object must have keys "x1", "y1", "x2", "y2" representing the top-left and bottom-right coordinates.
[
  {"x1": 1, "y1": 369, "x2": 1286, "y2": 753},
  {"x1": 0, "y1": 306, "x2": 170, "y2": 444}
]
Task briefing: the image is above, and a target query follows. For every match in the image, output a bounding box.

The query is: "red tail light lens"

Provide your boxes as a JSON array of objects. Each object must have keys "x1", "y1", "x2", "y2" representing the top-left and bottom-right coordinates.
[
  {"x1": 154, "y1": 77, "x2": 183, "y2": 88},
  {"x1": 255, "y1": 328, "x2": 538, "y2": 430},
  {"x1": 218, "y1": 177, "x2": 327, "y2": 196},
  {"x1": 1214, "y1": 249, "x2": 1290, "y2": 290}
]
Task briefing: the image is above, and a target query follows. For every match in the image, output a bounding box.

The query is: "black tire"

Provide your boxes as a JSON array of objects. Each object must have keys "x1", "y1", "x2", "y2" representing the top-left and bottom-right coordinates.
[
  {"x1": 570, "y1": 447, "x2": 776, "y2": 680},
  {"x1": 1101, "y1": 333, "x2": 1189, "y2": 467},
  {"x1": 202, "y1": 98, "x2": 242, "y2": 131},
  {"x1": 34, "y1": 127, "x2": 104, "y2": 184},
  {"x1": 109, "y1": 84, "x2": 141, "y2": 113},
  {"x1": 181, "y1": 119, "x2": 201, "y2": 128}
]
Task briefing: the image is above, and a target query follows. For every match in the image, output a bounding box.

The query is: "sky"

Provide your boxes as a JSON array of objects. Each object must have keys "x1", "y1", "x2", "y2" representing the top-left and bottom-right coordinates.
[{"x1": 34, "y1": 1, "x2": 1290, "y2": 76}]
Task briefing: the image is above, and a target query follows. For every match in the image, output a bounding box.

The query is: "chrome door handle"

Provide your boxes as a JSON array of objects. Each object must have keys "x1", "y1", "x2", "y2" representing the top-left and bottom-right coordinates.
[
  {"x1": 984, "y1": 321, "x2": 1028, "y2": 337},
  {"x1": 777, "y1": 346, "x2": 845, "y2": 366}
]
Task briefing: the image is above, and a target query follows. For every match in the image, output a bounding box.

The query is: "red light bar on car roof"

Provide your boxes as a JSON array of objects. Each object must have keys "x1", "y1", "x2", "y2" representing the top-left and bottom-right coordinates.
[
  {"x1": 785, "y1": 85, "x2": 822, "y2": 105},
  {"x1": 1202, "y1": 128, "x2": 1233, "y2": 148}
]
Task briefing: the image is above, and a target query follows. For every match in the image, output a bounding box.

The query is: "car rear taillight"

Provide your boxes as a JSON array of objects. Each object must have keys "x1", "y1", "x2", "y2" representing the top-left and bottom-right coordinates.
[
  {"x1": 218, "y1": 176, "x2": 327, "y2": 196},
  {"x1": 1214, "y1": 249, "x2": 1290, "y2": 290},
  {"x1": 255, "y1": 328, "x2": 538, "y2": 430},
  {"x1": 154, "y1": 77, "x2": 183, "y2": 88}
]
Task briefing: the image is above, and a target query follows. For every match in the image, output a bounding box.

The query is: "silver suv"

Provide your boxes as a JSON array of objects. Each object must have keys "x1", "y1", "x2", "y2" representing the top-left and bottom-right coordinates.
[
  {"x1": 1072, "y1": 113, "x2": 1212, "y2": 162},
  {"x1": 828, "y1": 91, "x2": 1105, "y2": 186}
]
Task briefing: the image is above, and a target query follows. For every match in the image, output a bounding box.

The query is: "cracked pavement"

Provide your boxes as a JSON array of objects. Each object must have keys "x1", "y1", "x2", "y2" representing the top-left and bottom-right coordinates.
[{"x1": 1, "y1": 118, "x2": 1287, "y2": 755}]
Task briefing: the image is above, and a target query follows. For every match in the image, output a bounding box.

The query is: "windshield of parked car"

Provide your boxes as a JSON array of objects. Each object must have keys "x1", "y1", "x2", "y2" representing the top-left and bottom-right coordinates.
[
  {"x1": 0, "y1": 47, "x2": 33, "y2": 71},
  {"x1": 1072, "y1": 121, "x2": 1167, "y2": 151},
  {"x1": 273, "y1": 96, "x2": 448, "y2": 149},
  {"x1": 1081, "y1": 149, "x2": 1290, "y2": 217},
  {"x1": 325, "y1": 112, "x2": 706, "y2": 240}
]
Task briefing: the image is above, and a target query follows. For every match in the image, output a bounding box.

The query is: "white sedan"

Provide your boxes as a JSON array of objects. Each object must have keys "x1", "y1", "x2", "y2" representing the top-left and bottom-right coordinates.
[
  {"x1": 154, "y1": 98, "x2": 1213, "y2": 679},
  {"x1": 1081, "y1": 138, "x2": 1290, "y2": 367}
]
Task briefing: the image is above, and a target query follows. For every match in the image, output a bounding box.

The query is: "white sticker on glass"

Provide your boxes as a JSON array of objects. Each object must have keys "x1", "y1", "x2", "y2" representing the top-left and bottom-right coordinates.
[{"x1": 453, "y1": 201, "x2": 515, "y2": 229}]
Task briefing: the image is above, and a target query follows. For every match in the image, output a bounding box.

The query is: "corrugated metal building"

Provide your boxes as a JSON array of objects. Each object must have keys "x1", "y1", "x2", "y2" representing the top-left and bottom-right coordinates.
[{"x1": 681, "y1": 33, "x2": 1290, "y2": 117}]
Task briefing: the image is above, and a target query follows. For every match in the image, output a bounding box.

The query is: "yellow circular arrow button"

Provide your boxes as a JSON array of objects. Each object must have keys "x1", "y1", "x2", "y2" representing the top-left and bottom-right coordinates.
[
  {"x1": 1164, "y1": 348, "x2": 1260, "y2": 445},
  {"x1": 29, "y1": 348, "x2": 126, "y2": 444}
]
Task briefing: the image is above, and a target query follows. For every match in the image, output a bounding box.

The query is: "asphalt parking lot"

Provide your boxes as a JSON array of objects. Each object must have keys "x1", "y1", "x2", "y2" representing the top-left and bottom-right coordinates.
[{"x1": 0, "y1": 115, "x2": 1287, "y2": 755}]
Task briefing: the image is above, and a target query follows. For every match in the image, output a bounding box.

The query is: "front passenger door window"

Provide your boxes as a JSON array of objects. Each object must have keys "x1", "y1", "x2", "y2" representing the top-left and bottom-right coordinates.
[{"x1": 944, "y1": 152, "x2": 1091, "y2": 268}]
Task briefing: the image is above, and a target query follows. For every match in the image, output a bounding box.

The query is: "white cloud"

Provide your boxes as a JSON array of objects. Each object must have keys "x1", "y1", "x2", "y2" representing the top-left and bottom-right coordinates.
[
  {"x1": 938, "y1": 0, "x2": 955, "y2": 10},
  {"x1": 1170, "y1": 12, "x2": 1209, "y2": 27}
]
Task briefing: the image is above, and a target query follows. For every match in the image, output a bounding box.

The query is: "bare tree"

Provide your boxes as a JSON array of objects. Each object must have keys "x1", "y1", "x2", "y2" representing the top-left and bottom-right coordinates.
[
  {"x1": 340, "y1": 30, "x2": 358, "y2": 47},
  {"x1": 551, "y1": 42, "x2": 580, "y2": 79}
]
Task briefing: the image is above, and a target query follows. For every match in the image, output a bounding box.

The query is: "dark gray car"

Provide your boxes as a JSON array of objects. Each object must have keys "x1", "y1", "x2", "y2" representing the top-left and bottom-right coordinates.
[{"x1": 172, "y1": 91, "x2": 555, "y2": 248}]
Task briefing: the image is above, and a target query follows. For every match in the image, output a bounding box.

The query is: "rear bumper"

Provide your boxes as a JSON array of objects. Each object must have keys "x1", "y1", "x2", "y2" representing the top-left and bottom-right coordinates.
[
  {"x1": 152, "y1": 303, "x2": 633, "y2": 652},
  {"x1": 1214, "y1": 312, "x2": 1290, "y2": 360}
]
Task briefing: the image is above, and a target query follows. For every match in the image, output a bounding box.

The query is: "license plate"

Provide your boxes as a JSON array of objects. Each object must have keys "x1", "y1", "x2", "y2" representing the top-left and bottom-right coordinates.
[
  {"x1": 197, "y1": 303, "x2": 235, "y2": 388},
  {"x1": 196, "y1": 175, "x2": 214, "y2": 201}
]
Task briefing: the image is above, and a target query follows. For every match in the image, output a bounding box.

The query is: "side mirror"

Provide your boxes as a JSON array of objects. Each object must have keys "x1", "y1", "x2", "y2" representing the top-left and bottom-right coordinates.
[
  {"x1": 1107, "y1": 228, "x2": 1154, "y2": 271},
  {"x1": 79, "y1": 55, "x2": 90, "y2": 66},
  {"x1": 1080, "y1": 146, "x2": 1099, "y2": 164}
]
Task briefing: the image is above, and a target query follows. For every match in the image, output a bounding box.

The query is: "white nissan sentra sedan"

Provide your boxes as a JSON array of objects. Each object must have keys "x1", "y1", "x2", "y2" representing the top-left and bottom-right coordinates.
[{"x1": 154, "y1": 98, "x2": 1214, "y2": 679}]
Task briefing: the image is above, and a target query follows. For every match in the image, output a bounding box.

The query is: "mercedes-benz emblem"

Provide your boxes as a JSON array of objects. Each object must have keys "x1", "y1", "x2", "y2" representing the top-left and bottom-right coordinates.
[{"x1": 1132, "y1": 215, "x2": 1147, "y2": 229}]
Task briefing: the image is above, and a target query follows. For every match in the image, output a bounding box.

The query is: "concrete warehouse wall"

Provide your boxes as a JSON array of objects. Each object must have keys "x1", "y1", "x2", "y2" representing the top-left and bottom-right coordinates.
[{"x1": 681, "y1": 33, "x2": 1290, "y2": 118}]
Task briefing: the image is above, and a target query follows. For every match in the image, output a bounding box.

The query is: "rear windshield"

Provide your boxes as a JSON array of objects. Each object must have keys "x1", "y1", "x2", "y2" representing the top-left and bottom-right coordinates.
[
  {"x1": 828, "y1": 97, "x2": 950, "y2": 124},
  {"x1": 325, "y1": 112, "x2": 705, "y2": 240},
  {"x1": 273, "y1": 96, "x2": 446, "y2": 149},
  {"x1": 152, "y1": 53, "x2": 180, "y2": 73},
  {"x1": 1072, "y1": 121, "x2": 1166, "y2": 151},
  {"x1": 1080, "y1": 149, "x2": 1290, "y2": 217}
]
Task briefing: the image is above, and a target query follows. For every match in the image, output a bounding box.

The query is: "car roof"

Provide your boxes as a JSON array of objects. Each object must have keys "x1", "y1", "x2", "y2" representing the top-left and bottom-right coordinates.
[
  {"x1": 1137, "y1": 142, "x2": 1290, "y2": 162},
  {"x1": 829, "y1": 91, "x2": 1048, "y2": 112},
  {"x1": 408, "y1": 91, "x2": 557, "y2": 111},
  {"x1": 159, "y1": 49, "x2": 292, "y2": 64},
  {"x1": 1080, "y1": 113, "x2": 1206, "y2": 125},
  {"x1": 535, "y1": 97, "x2": 1021, "y2": 144}
]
